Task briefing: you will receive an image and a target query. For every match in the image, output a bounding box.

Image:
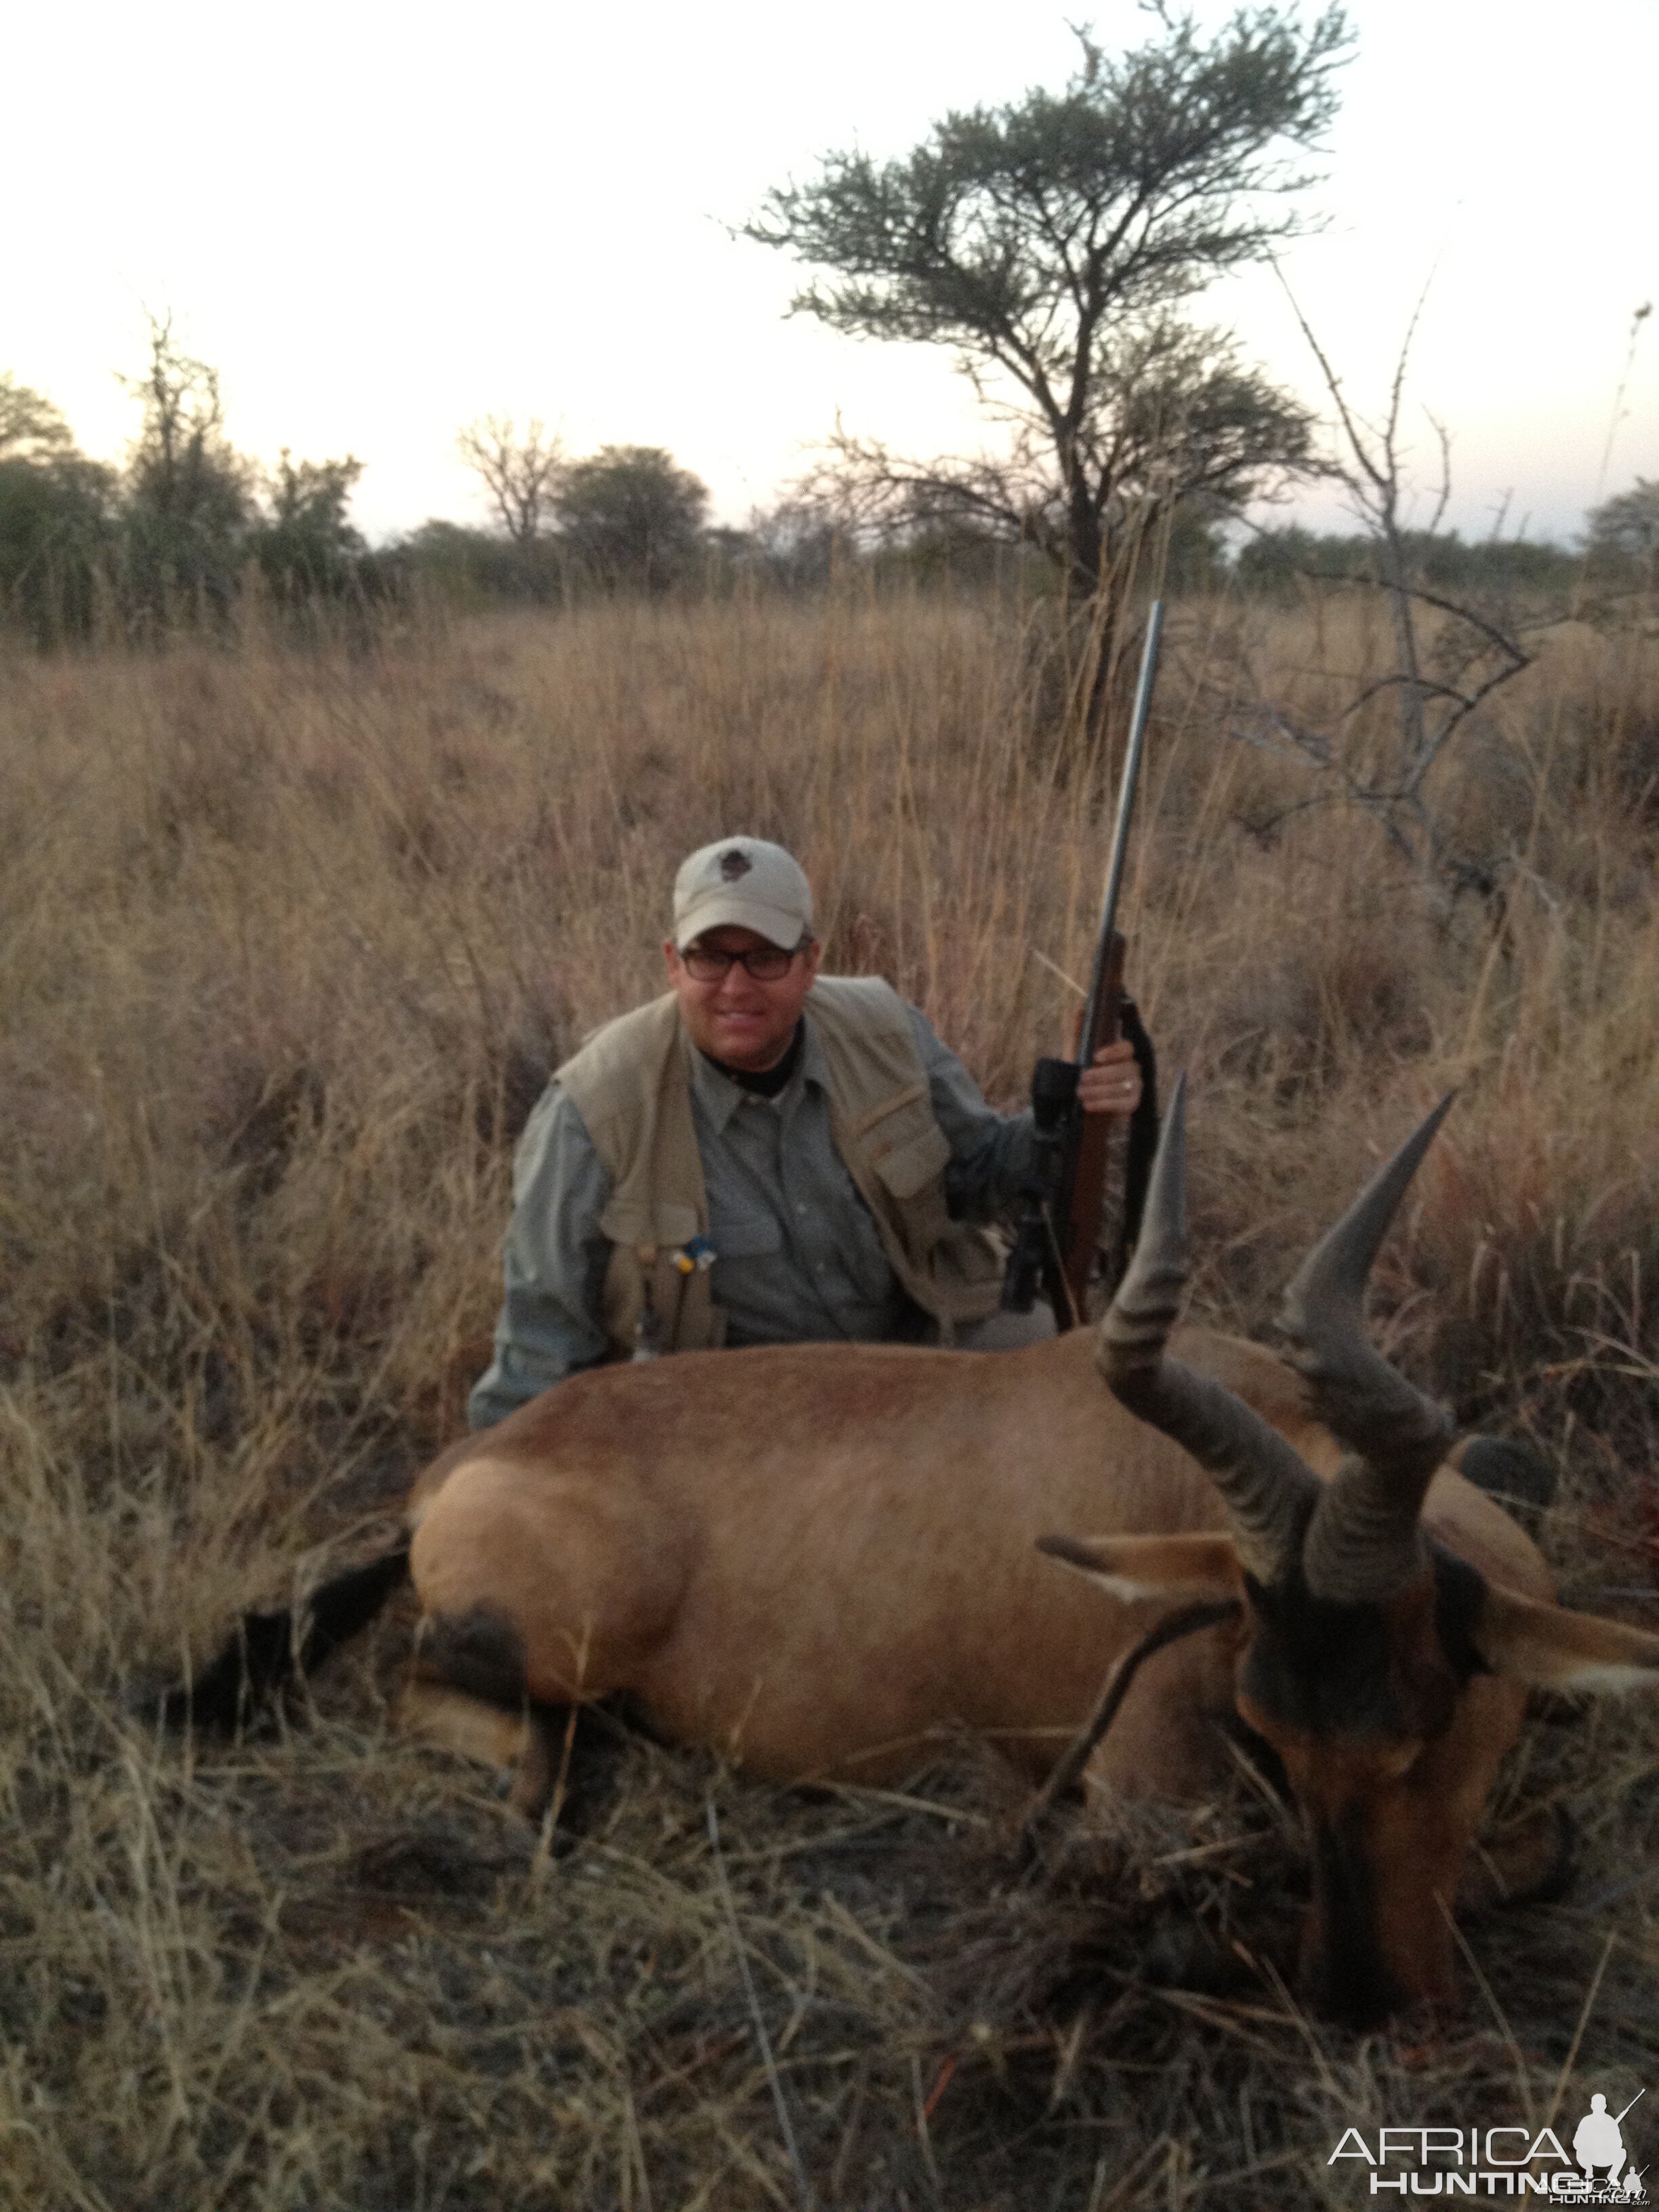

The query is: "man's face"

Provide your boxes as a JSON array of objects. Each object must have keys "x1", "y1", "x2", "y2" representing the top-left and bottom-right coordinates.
[{"x1": 664, "y1": 924, "x2": 822, "y2": 1071}]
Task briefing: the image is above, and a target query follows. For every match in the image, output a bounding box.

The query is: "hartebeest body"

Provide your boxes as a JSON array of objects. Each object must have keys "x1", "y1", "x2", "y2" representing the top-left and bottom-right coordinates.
[
  {"x1": 395, "y1": 1324, "x2": 1535, "y2": 1795},
  {"x1": 171, "y1": 1093, "x2": 1659, "y2": 2024}
]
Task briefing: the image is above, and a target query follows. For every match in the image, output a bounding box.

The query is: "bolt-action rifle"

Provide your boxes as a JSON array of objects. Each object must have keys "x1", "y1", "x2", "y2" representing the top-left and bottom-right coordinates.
[{"x1": 1002, "y1": 601, "x2": 1164, "y2": 1328}]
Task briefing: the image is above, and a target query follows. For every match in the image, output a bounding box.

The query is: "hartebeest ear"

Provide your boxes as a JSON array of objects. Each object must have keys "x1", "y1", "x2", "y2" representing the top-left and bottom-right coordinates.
[
  {"x1": 1036, "y1": 1532, "x2": 1242, "y2": 1603},
  {"x1": 1474, "y1": 1586, "x2": 1659, "y2": 1692}
]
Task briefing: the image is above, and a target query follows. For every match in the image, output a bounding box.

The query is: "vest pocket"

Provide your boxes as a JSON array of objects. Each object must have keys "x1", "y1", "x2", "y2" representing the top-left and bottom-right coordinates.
[
  {"x1": 866, "y1": 1117, "x2": 951, "y2": 1202},
  {"x1": 846, "y1": 1078, "x2": 928, "y2": 1141}
]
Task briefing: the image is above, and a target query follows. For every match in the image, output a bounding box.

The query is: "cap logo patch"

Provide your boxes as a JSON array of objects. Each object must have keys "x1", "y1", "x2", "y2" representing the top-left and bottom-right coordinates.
[{"x1": 719, "y1": 848, "x2": 752, "y2": 881}]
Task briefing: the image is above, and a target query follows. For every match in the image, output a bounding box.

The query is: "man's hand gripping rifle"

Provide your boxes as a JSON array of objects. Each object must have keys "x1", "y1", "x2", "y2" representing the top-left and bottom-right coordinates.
[{"x1": 1002, "y1": 602, "x2": 1163, "y2": 1328}]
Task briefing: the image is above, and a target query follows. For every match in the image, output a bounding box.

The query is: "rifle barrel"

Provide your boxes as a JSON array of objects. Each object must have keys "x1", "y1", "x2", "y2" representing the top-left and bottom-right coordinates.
[{"x1": 1079, "y1": 599, "x2": 1164, "y2": 1067}]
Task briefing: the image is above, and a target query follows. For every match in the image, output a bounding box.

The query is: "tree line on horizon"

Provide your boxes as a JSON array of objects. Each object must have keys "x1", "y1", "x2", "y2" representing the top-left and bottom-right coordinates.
[
  {"x1": 3, "y1": 325, "x2": 1651, "y2": 653},
  {"x1": 0, "y1": 325, "x2": 735, "y2": 647},
  {"x1": 3, "y1": 2, "x2": 1655, "y2": 649}
]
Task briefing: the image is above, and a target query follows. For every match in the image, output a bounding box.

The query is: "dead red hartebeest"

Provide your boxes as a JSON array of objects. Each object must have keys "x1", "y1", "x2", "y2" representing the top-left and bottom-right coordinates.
[{"x1": 165, "y1": 1084, "x2": 1659, "y2": 2022}]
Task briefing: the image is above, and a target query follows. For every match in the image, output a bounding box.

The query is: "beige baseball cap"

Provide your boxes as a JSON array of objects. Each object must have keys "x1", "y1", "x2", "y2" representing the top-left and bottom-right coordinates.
[{"x1": 672, "y1": 836, "x2": 814, "y2": 950}]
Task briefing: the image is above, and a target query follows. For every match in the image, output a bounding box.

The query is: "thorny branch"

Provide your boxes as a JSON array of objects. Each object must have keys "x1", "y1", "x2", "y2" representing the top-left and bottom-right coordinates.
[{"x1": 1233, "y1": 284, "x2": 1533, "y2": 894}]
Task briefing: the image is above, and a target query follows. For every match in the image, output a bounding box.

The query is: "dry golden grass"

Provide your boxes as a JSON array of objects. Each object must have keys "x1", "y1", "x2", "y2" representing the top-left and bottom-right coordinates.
[{"x1": 1, "y1": 586, "x2": 1656, "y2": 2209}]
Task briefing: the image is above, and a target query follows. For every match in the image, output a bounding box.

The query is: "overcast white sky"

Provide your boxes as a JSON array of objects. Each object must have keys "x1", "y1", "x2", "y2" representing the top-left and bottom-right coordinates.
[{"x1": 5, "y1": 0, "x2": 1655, "y2": 545}]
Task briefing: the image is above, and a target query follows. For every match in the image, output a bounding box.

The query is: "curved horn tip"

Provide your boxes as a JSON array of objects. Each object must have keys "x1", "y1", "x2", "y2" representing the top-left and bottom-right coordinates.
[
  {"x1": 1284, "y1": 1090, "x2": 1457, "y2": 1319},
  {"x1": 1104, "y1": 1068, "x2": 1189, "y2": 1319},
  {"x1": 1097, "y1": 1071, "x2": 1189, "y2": 1383}
]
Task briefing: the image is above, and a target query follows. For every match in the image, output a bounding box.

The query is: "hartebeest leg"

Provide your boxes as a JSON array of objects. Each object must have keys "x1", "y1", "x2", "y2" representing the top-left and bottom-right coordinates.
[
  {"x1": 514, "y1": 1697, "x2": 652, "y2": 1826},
  {"x1": 407, "y1": 1605, "x2": 643, "y2": 1828}
]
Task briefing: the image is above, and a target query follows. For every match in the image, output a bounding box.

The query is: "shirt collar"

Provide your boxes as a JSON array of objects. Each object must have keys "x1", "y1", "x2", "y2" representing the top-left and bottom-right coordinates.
[{"x1": 683, "y1": 1015, "x2": 830, "y2": 1132}]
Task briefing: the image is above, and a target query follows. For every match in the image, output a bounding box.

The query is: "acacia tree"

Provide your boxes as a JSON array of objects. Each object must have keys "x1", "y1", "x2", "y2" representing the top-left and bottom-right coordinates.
[{"x1": 747, "y1": 8, "x2": 1349, "y2": 605}]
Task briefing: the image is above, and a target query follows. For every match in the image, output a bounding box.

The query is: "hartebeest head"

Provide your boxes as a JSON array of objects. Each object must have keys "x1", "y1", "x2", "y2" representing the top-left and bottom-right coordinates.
[{"x1": 1045, "y1": 1080, "x2": 1659, "y2": 2025}]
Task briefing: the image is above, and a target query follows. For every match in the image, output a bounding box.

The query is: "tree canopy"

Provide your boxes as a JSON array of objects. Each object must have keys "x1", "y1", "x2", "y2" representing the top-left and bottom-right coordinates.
[
  {"x1": 748, "y1": 7, "x2": 1350, "y2": 599},
  {"x1": 0, "y1": 374, "x2": 77, "y2": 463},
  {"x1": 1586, "y1": 477, "x2": 1659, "y2": 565},
  {"x1": 554, "y1": 445, "x2": 710, "y2": 592},
  {"x1": 0, "y1": 376, "x2": 117, "y2": 643},
  {"x1": 119, "y1": 318, "x2": 255, "y2": 617},
  {"x1": 255, "y1": 451, "x2": 367, "y2": 602}
]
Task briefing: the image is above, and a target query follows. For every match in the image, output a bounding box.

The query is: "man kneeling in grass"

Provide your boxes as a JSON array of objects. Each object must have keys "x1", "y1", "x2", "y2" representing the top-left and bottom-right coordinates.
[{"x1": 470, "y1": 836, "x2": 1143, "y2": 1425}]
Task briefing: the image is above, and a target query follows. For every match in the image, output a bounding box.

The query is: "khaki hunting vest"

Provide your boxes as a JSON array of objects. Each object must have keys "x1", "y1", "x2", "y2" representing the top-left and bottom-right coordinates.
[{"x1": 556, "y1": 977, "x2": 1006, "y2": 1358}]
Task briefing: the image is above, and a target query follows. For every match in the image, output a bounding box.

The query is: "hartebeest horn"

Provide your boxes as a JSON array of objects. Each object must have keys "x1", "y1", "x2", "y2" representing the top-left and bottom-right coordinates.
[
  {"x1": 1097, "y1": 1075, "x2": 1318, "y2": 1583},
  {"x1": 1279, "y1": 1097, "x2": 1458, "y2": 1605}
]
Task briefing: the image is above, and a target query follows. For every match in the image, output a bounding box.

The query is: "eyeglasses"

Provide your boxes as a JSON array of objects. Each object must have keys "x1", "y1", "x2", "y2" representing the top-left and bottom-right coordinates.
[{"x1": 679, "y1": 943, "x2": 804, "y2": 983}]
